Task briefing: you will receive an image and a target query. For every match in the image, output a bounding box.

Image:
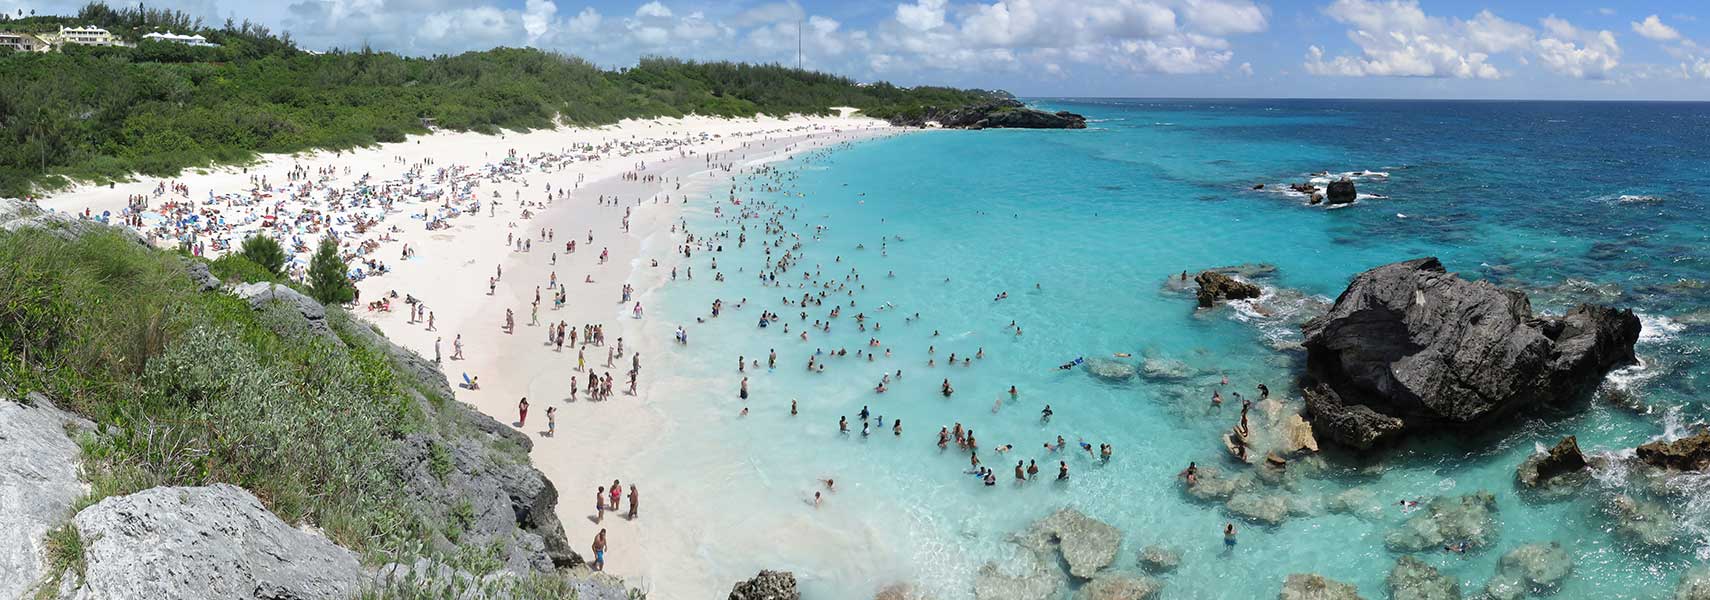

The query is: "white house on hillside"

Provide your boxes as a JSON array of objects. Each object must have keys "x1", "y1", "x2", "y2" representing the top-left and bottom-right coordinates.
[
  {"x1": 142, "y1": 30, "x2": 218, "y2": 47},
  {"x1": 0, "y1": 31, "x2": 51, "y2": 52},
  {"x1": 54, "y1": 25, "x2": 122, "y2": 46}
]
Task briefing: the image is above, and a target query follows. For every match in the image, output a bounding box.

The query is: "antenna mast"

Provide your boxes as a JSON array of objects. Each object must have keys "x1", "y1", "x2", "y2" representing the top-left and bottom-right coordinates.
[{"x1": 797, "y1": 20, "x2": 802, "y2": 70}]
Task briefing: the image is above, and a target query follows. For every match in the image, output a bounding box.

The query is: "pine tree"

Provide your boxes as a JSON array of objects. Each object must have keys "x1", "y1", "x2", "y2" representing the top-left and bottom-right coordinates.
[
  {"x1": 307, "y1": 236, "x2": 353, "y2": 304},
  {"x1": 238, "y1": 233, "x2": 286, "y2": 276}
]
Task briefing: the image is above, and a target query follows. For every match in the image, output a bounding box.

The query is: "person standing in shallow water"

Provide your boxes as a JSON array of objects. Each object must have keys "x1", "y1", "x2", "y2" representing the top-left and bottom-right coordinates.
[{"x1": 1224, "y1": 523, "x2": 1237, "y2": 547}]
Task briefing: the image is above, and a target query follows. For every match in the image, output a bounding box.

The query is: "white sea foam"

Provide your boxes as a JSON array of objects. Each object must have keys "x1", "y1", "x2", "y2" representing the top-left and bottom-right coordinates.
[{"x1": 1638, "y1": 312, "x2": 1684, "y2": 343}]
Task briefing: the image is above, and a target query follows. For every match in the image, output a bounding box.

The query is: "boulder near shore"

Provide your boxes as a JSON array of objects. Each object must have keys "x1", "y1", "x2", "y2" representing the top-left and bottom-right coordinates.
[{"x1": 1301, "y1": 257, "x2": 1640, "y2": 449}]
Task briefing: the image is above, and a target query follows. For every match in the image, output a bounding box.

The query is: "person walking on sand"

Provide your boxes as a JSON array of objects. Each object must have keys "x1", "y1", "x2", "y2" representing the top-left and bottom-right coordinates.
[
  {"x1": 546, "y1": 406, "x2": 556, "y2": 437},
  {"x1": 452, "y1": 334, "x2": 464, "y2": 360},
  {"x1": 591, "y1": 529, "x2": 607, "y2": 571},
  {"x1": 517, "y1": 397, "x2": 529, "y2": 427}
]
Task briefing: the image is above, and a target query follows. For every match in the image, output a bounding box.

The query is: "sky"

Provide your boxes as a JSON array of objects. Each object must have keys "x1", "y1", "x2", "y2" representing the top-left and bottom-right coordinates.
[{"x1": 8, "y1": 0, "x2": 1710, "y2": 100}]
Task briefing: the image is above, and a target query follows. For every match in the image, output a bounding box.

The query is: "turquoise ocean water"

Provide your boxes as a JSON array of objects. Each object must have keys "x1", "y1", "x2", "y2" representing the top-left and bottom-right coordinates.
[{"x1": 630, "y1": 99, "x2": 1710, "y2": 598}]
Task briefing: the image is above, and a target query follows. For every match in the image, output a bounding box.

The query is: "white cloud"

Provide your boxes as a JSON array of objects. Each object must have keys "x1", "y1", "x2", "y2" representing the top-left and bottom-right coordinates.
[
  {"x1": 1598, "y1": 8, "x2": 1616, "y2": 16},
  {"x1": 1238, "y1": 61, "x2": 1252, "y2": 76},
  {"x1": 895, "y1": 0, "x2": 946, "y2": 32},
  {"x1": 567, "y1": 7, "x2": 602, "y2": 35},
  {"x1": 1306, "y1": 1, "x2": 1625, "y2": 81},
  {"x1": 1305, "y1": 0, "x2": 1512, "y2": 79},
  {"x1": 522, "y1": 0, "x2": 556, "y2": 45},
  {"x1": 635, "y1": 1, "x2": 672, "y2": 19},
  {"x1": 1631, "y1": 15, "x2": 1680, "y2": 41},
  {"x1": 1535, "y1": 16, "x2": 1620, "y2": 79},
  {"x1": 1182, "y1": 0, "x2": 1267, "y2": 36}
]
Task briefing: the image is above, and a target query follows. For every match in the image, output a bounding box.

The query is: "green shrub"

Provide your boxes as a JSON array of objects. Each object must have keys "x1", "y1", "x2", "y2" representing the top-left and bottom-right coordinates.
[
  {"x1": 237, "y1": 234, "x2": 287, "y2": 276},
  {"x1": 307, "y1": 236, "x2": 354, "y2": 304},
  {"x1": 208, "y1": 253, "x2": 277, "y2": 284}
]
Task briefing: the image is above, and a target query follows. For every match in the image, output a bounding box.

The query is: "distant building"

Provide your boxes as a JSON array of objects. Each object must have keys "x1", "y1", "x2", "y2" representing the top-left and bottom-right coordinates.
[
  {"x1": 0, "y1": 31, "x2": 51, "y2": 52},
  {"x1": 142, "y1": 30, "x2": 219, "y2": 47},
  {"x1": 54, "y1": 25, "x2": 122, "y2": 46}
]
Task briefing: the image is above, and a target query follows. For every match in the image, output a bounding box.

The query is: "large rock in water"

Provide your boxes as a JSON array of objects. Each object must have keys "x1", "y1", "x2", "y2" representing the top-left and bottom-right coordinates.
[
  {"x1": 729, "y1": 570, "x2": 799, "y2": 600},
  {"x1": 1279, "y1": 573, "x2": 1365, "y2": 600},
  {"x1": 0, "y1": 395, "x2": 92, "y2": 599},
  {"x1": 1075, "y1": 572, "x2": 1162, "y2": 600},
  {"x1": 1678, "y1": 566, "x2": 1710, "y2": 600},
  {"x1": 1195, "y1": 270, "x2": 1262, "y2": 307},
  {"x1": 1014, "y1": 508, "x2": 1122, "y2": 579},
  {"x1": 1301, "y1": 258, "x2": 1640, "y2": 446},
  {"x1": 1303, "y1": 384, "x2": 1403, "y2": 450},
  {"x1": 1484, "y1": 542, "x2": 1574, "y2": 600},
  {"x1": 1385, "y1": 492, "x2": 1500, "y2": 552},
  {"x1": 888, "y1": 98, "x2": 1087, "y2": 130},
  {"x1": 1637, "y1": 430, "x2": 1710, "y2": 470},
  {"x1": 1326, "y1": 178, "x2": 1357, "y2": 204},
  {"x1": 1388, "y1": 556, "x2": 1461, "y2": 600},
  {"x1": 68, "y1": 484, "x2": 363, "y2": 599},
  {"x1": 1516, "y1": 436, "x2": 1588, "y2": 488}
]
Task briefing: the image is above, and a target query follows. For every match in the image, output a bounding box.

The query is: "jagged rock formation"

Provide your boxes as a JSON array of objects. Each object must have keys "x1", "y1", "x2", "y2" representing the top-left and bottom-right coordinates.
[
  {"x1": 887, "y1": 99, "x2": 1087, "y2": 130},
  {"x1": 1195, "y1": 270, "x2": 1262, "y2": 307},
  {"x1": 729, "y1": 570, "x2": 799, "y2": 600},
  {"x1": 65, "y1": 484, "x2": 364, "y2": 599},
  {"x1": 1014, "y1": 509, "x2": 1122, "y2": 579},
  {"x1": 1302, "y1": 258, "x2": 1640, "y2": 448},
  {"x1": 1279, "y1": 573, "x2": 1365, "y2": 600},
  {"x1": 1388, "y1": 556, "x2": 1461, "y2": 600},
  {"x1": 1302, "y1": 384, "x2": 1404, "y2": 450},
  {"x1": 974, "y1": 553, "x2": 1064, "y2": 600},
  {"x1": 1516, "y1": 436, "x2": 1589, "y2": 488},
  {"x1": 1484, "y1": 542, "x2": 1573, "y2": 600},
  {"x1": 0, "y1": 395, "x2": 93, "y2": 599},
  {"x1": 1637, "y1": 430, "x2": 1710, "y2": 471},
  {"x1": 231, "y1": 281, "x2": 336, "y2": 340}
]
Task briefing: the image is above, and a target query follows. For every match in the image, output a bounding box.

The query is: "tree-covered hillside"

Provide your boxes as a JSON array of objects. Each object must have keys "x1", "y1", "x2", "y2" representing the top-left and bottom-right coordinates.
[{"x1": 0, "y1": 3, "x2": 1001, "y2": 197}]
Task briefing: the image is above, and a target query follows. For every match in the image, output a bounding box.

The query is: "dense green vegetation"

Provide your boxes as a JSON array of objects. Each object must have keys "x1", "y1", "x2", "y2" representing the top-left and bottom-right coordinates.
[
  {"x1": 0, "y1": 3, "x2": 1000, "y2": 197},
  {"x1": 0, "y1": 227, "x2": 425, "y2": 555}
]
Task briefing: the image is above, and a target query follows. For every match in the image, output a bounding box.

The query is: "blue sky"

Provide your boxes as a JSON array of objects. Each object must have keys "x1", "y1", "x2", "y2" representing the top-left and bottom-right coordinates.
[{"x1": 9, "y1": 0, "x2": 1710, "y2": 99}]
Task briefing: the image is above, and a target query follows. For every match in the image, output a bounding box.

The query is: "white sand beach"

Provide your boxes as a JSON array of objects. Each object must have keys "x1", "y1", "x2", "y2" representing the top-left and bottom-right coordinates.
[{"x1": 37, "y1": 111, "x2": 903, "y2": 595}]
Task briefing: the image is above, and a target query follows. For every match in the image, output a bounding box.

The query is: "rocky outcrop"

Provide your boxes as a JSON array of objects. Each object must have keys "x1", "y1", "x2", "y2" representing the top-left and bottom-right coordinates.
[
  {"x1": 0, "y1": 394, "x2": 92, "y2": 599},
  {"x1": 231, "y1": 281, "x2": 335, "y2": 340},
  {"x1": 1604, "y1": 494, "x2": 1678, "y2": 548},
  {"x1": 1516, "y1": 436, "x2": 1588, "y2": 488},
  {"x1": 1014, "y1": 509, "x2": 1122, "y2": 579},
  {"x1": 1302, "y1": 384, "x2": 1403, "y2": 450},
  {"x1": 66, "y1": 484, "x2": 363, "y2": 599},
  {"x1": 1385, "y1": 492, "x2": 1500, "y2": 552},
  {"x1": 1637, "y1": 430, "x2": 1710, "y2": 471},
  {"x1": 729, "y1": 570, "x2": 799, "y2": 600},
  {"x1": 1326, "y1": 179, "x2": 1357, "y2": 204},
  {"x1": 974, "y1": 552, "x2": 1064, "y2": 600},
  {"x1": 1075, "y1": 572, "x2": 1162, "y2": 600},
  {"x1": 888, "y1": 99, "x2": 1087, "y2": 130},
  {"x1": 1195, "y1": 270, "x2": 1262, "y2": 307},
  {"x1": 1137, "y1": 545, "x2": 1180, "y2": 574},
  {"x1": 1484, "y1": 542, "x2": 1573, "y2": 600},
  {"x1": 1083, "y1": 357, "x2": 1136, "y2": 381},
  {"x1": 1301, "y1": 258, "x2": 1640, "y2": 447},
  {"x1": 1388, "y1": 556, "x2": 1460, "y2": 600},
  {"x1": 1279, "y1": 573, "x2": 1365, "y2": 600},
  {"x1": 0, "y1": 198, "x2": 148, "y2": 245},
  {"x1": 1226, "y1": 492, "x2": 1291, "y2": 526}
]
